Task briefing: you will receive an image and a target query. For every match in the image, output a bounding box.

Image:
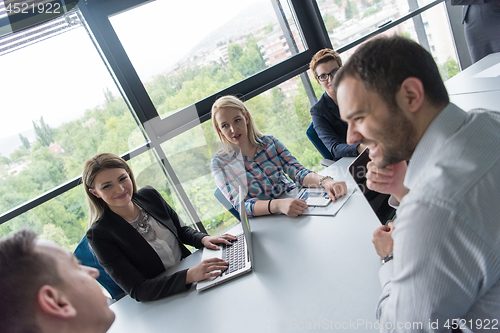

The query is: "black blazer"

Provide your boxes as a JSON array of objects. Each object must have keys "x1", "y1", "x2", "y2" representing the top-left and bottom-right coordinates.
[
  {"x1": 310, "y1": 92, "x2": 360, "y2": 160},
  {"x1": 86, "y1": 186, "x2": 207, "y2": 302}
]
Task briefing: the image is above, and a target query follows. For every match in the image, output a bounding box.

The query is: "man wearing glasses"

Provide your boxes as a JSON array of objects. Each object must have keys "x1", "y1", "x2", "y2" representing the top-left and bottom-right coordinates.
[{"x1": 309, "y1": 48, "x2": 366, "y2": 161}]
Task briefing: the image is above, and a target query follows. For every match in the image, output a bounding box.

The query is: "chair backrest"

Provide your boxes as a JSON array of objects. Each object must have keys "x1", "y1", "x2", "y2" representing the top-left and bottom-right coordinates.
[
  {"x1": 73, "y1": 236, "x2": 125, "y2": 300},
  {"x1": 306, "y1": 122, "x2": 335, "y2": 161},
  {"x1": 214, "y1": 188, "x2": 240, "y2": 221}
]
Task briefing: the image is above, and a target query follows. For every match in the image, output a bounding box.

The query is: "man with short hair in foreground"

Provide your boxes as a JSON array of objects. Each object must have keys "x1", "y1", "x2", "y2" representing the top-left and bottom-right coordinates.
[
  {"x1": 0, "y1": 230, "x2": 115, "y2": 333},
  {"x1": 334, "y1": 36, "x2": 500, "y2": 332}
]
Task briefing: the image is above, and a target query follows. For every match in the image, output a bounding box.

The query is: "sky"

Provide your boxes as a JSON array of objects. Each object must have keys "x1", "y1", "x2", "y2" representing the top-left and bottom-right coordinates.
[{"x1": 0, "y1": 0, "x2": 267, "y2": 147}]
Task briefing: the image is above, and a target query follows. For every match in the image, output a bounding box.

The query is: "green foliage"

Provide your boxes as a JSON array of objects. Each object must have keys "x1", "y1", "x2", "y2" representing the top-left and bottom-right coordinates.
[
  {"x1": 438, "y1": 57, "x2": 460, "y2": 81},
  {"x1": 1, "y1": 39, "x2": 325, "y2": 251},
  {"x1": 264, "y1": 24, "x2": 273, "y2": 34},
  {"x1": 103, "y1": 87, "x2": 115, "y2": 104},
  {"x1": 0, "y1": 156, "x2": 10, "y2": 165},
  {"x1": 1, "y1": 87, "x2": 141, "y2": 249},
  {"x1": 398, "y1": 31, "x2": 413, "y2": 40},
  {"x1": 363, "y1": 7, "x2": 381, "y2": 17},
  {"x1": 19, "y1": 133, "x2": 30, "y2": 149},
  {"x1": 228, "y1": 43, "x2": 243, "y2": 63},
  {"x1": 9, "y1": 147, "x2": 29, "y2": 162},
  {"x1": 334, "y1": 0, "x2": 343, "y2": 8},
  {"x1": 228, "y1": 38, "x2": 266, "y2": 78},
  {"x1": 323, "y1": 14, "x2": 341, "y2": 31},
  {"x1": 345, "y1": 0, "x2": 359, "y2": 19},
  {"x1": 33, "y1": 116, "x2": 54, "y2": 147}
]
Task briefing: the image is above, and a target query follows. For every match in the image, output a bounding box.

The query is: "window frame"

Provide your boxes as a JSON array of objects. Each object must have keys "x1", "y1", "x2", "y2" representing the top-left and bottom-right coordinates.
[{"x1": 1, "y1": 0, "x2": 461, "y2": 235}]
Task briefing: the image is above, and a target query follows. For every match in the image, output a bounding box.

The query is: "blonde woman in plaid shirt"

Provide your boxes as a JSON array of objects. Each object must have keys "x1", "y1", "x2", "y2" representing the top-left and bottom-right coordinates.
[{"x1": 210, "y1": 95, "x2": 347, "y2": 217}]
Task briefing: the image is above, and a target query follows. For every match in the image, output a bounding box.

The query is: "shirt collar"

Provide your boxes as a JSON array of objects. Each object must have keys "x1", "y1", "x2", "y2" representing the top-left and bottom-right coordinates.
[{"x1": 405, "y1": 103, "x2": 467, "y2": 190}]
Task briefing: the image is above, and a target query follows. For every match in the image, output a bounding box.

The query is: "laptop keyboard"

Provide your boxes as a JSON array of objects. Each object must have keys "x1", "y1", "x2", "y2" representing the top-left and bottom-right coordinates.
[{"x1": 222, "y1": 233, "x2": 246, "y2": 275}]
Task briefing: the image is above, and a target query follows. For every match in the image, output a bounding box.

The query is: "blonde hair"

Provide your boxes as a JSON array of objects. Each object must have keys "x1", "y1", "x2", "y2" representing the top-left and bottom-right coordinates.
[
  {"x1": 211, "y1": 95, "x2": 263, "y2": 153},
  {"x1": 82, "y1": 153, "x2": 137, "y2": 226}
]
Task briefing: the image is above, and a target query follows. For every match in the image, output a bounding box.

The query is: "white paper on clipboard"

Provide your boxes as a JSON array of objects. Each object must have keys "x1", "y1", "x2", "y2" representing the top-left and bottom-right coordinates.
[{"x1": 296, "y1": 186, "x2": 357, "y2": 216}]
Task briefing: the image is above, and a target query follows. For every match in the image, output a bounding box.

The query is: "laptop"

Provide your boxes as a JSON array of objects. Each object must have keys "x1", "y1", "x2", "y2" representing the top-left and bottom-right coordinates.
[
  {"x1": 196, "y1": 186, "x2": 253, "y2": 291},
  {"x1": 348, "y1": 147, "x2": 370, "y2": 192},
  {"x1": 349, "y1": 147, "x2": 394, "y2": 223}
]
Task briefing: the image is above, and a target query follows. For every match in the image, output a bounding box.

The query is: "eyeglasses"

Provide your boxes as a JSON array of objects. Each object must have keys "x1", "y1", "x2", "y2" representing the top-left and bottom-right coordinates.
[{"x1": 317, "y1": 68, "x2": 340, "y2": 82}]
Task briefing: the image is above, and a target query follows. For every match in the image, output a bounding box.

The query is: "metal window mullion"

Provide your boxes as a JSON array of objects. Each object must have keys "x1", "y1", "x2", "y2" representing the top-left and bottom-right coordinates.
[
  {"x1": 81, "y1": 0, "x2": 153, "y2": 18},
  {"x1": 77, "y1": 9, "x2": 149, "y2": 145},
  {"x1": 0, "y1": 143, "x2": 151, "y2": 225},
  {"x1": 78, "y1": 3, "x2": 158, "y2": 124},
  {"x1": 152, "y1": 145, "x2": 207, "y2": 233},
  {"x1": 272, "y1": 0, "x2": 317, "y2": 106},
  {"x1": 408, "y1": 0, "x2": 431, "y2": 52},
  {"x1": 80, "y1": 2, "x2": 206, "y2": 233},
  {"x1": 291, "y1": 0, "x2": 333, "y2": 51},
  {"x1": 336, "y1": 0, "x2": 445, "y2": 54},
  {"x1": 2, "y1": 0, "x2": 454, "y2": 227},
  {"x1": 443, "y1": 0, "x2": 472, "y2": 70}
]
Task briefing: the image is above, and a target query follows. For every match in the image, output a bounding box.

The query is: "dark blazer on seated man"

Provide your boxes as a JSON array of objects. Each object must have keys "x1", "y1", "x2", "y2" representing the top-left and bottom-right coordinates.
[{"x1": 310, "y1": 92, "x2": 360, "y2": 160}]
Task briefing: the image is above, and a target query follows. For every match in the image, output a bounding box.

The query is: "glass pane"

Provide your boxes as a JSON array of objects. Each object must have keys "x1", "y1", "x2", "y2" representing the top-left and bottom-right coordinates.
[
  {"x1": 110, "y1": 0, "x2": 308, "y2": 119},
  {"x1": 246, "y1": 76, "x2": 322, "y2": 172},
  {"x1": 130, "y1": 150, "x2": 194, "y2": 230},
  {"x1": 318, "y1": 1, "x2": 459, "y2": 81},
  {"x1": 0, "y1": 184, "x2": 88, "y2": 252},
  {"x1": 160, "y1": 119, "x2": 238, "y2": 236},
  {"x1": 0, "y1": 150, "x2": 178, "y2": 251},
  {"x1": 0, "y1": 11, "x2": 147, "y2": 218},
  {"x1": 160, "y1": 73, "x2": 322, "y2": 233}
]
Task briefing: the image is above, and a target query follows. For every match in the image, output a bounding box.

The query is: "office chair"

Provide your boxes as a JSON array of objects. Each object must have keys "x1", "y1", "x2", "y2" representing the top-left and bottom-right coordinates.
[
  {"x1": 305, "y1": 122, "x2": 335, "y2": 167},
  {"x1": 214, "y1": 188, "x2": 240, "y2": 221},
  {"x1": 74, "y1": 236, "x2": 126, "y2": 300}
]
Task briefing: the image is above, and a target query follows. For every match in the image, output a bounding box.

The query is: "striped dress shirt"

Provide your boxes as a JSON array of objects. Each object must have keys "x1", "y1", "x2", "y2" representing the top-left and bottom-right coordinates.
[{"x1": 377, "y1": 103, "x2": 500, "y2": 332}]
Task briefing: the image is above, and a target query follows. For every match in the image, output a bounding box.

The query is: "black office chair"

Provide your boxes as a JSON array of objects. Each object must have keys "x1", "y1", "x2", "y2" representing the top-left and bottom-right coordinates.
[
  {"x1": 305, "y1": 122, "x2": 335, "y2": 167},
  {"x1": 74, "y1": 236, "x2": 126, "y2": 300}
]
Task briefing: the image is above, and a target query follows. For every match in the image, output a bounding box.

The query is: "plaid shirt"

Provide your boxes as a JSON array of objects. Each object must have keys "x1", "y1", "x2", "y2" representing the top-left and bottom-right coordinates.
[{"x1": 210, "y1": 135, "x2": 312, "y2": 216}]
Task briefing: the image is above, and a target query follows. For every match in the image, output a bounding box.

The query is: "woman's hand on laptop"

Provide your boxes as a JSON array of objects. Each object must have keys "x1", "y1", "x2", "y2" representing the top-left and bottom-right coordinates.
[
  {"x1": 186, "y1": 258, "x2": 229, "y2": 284},
  {"x1": 201, "y1": 234, "x2": 237, "y2": 250}
]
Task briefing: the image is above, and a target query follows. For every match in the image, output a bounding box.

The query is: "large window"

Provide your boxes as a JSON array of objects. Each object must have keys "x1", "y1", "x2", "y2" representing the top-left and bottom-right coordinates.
[
  {"x1": 109, "y1": 0, "x2": 307, "y2": 119},
  {"x1": 160, "y1": 73, "x2": 323, "y2": 234},
  {"x1": 317, "y1": 0, "x2": 459, "y2": 80},
  {"x1": 0, "y1": 10, "x2": 147, "y2": 247},
  {"x1": 0, "y1": 0, "x2": 466, "y2": 250}
]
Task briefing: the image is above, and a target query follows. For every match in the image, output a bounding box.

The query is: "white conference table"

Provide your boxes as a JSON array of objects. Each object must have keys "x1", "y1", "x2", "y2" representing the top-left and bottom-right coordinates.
[
  {"x1": 447, "y1": 52, "x2": 500, "y2": 111},
  {"x1": 106, "y1": 53, "x2": 500, "y2": 333},
  {"x1": 107, "y1": 157, "x2": 384, "y2": 333},
  {"x1": 445, "y1": 52, "x2": 500, "y2": 95}
]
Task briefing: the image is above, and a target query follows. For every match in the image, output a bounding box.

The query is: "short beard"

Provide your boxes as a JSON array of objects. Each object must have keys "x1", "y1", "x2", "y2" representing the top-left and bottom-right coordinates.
[{"x1": 377, "y1": 106, "x2": 417, "y2": 168}]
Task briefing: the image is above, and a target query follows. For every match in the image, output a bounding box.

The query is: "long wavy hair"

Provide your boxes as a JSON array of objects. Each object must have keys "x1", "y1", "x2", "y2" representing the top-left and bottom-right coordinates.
[
  {"x1": 82, "y1": 153, "x2": 137, "y2": 226},
  {"x1": 211, "y1": 95, "x2": 263, "y2": 153}
]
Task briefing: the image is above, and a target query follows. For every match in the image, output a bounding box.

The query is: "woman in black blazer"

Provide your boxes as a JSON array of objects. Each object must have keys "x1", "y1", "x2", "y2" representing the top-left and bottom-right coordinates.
[{"x1": 83, "y1": 153, "x2": 235, "y2": 302}]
